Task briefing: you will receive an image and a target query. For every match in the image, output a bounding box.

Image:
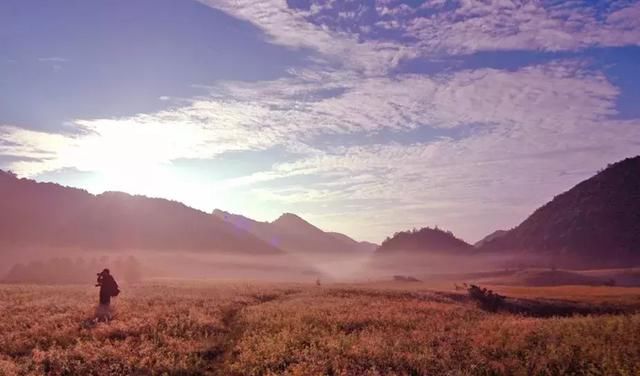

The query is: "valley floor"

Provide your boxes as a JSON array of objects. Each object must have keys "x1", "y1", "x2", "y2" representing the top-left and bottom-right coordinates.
[{"x1": 1, "y1": 281, "x2": 639, "y2": 375}]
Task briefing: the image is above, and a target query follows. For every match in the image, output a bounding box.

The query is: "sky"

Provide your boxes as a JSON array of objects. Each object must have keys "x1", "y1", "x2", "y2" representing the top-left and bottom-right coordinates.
[{"x1": 1, "y1": 0, "x2": 639, "y2": 243}]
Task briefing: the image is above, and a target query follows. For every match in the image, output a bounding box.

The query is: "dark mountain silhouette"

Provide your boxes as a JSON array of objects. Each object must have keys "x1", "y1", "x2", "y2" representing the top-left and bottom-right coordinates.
[
  {"x1": 0, "y1": 170, "x2": 282, "y2": 253},
  {"x1": 213, "y1": 209, "x2": 376, "y2": 256},
  {"x1": 474, "y1": 230, "x2": 508, "y2": 247},
  {"x1": 368, "y1": 227, "x2": 474, "y2": 276},
  {"x1": 479, "y1": 156, "x2": 640, "y2": 267},
  {"x1": 376, "y1": 226, "x2": 473, "y2": 254}
]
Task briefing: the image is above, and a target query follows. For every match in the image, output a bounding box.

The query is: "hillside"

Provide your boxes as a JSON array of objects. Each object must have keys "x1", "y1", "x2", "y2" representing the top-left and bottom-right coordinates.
[
  {"x1": 213, "y1": 210, "x2": 376, "y2": 256},
  {"x1": 474, "y1": 230, "x2": 507, "y2": 247},
  {"x1": 376, "y1": 226, "x2": 473, "y2": 254},
  {"x1": 479, "y1": 156, "x2": 640, "y2": 267},
  {"x1": 0, "y1": 170, "x2": 281, "y2": 254},
  {"x1": 327, "y1": 232, "x2": 377, "y2": 253}
]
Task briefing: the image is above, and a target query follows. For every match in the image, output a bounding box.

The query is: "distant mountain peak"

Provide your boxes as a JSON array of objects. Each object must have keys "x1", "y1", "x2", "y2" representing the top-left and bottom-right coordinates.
[
  {"x1": 213, "y1": 209, "x2": 373, "y2": 255},
  {"x1": 275, "y1": 212, "x2": 302, "y2": 220},
  {"x1": 272, "y1": 212, "x2": 311, "y2": 227},
  {"x1": 212, "y1": 208, "x2": 232, "y2": 219}
]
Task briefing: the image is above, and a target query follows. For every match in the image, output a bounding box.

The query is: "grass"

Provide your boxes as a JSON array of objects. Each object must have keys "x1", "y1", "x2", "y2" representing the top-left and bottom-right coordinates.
[
  {"x1": 1, "y1": 281, "x2": 639, "y2": 375},
  {"x1": 486, "y1": 285, "x2": 640, "y2": 305}
]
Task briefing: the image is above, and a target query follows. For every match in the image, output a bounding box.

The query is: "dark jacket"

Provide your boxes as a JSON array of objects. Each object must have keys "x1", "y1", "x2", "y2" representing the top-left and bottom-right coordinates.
[{"x1": 97, "y1": 274, "x2": 119, "y2": 298}]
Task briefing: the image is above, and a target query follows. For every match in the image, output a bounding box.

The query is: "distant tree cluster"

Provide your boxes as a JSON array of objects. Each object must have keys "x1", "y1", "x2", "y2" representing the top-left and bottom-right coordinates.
[
  {"x1": 378, "y1": 226, "x2": 472, "y2": 253},
  {"x1": 3, "y1": 255, "x2": 142, "y2": 284}
]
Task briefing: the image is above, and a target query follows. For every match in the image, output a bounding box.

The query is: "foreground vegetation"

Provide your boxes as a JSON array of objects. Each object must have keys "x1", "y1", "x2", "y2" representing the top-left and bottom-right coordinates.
[{"x1": 1, "y1": 281, "x2": 639, "y2": 375}]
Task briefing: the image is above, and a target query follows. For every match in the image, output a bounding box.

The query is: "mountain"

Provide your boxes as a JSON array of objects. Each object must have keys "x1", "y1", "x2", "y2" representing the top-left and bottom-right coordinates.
[
  {"x1": 479, "y1": 156, "x2": 640, "y2": 267},
  {"x1": 376, "y1": 226, "x2": 473, "y2": 254},
  {"x1": 474, "y1": 230, "x2": 508, "y2": 248},
  {"x1": 213, "y1": 210, "x2": 376, "y2": 256},
  {"x1": 271, "y1": 213, "x2": 325, "y2": 238},
  {"x1": 327, "y1": 232, "x2": 378, "y2": 253},
  {"x1": 0, "y1": 170, "x2": 281, "y2": 254},
  {"x1": 368, "y1": 227, "x2": 474, "y2": 276}
]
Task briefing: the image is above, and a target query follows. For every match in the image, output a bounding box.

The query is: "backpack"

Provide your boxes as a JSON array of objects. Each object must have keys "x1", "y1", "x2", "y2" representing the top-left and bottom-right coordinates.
[{"x1": 108, "y1": 277, "x2": 120, "y2": 297}]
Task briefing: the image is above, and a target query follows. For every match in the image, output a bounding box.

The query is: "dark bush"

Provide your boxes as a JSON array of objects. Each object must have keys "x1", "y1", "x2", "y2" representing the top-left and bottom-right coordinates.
[{"x1": 467, "y1": 284, "x2": 505, "y2": 312}]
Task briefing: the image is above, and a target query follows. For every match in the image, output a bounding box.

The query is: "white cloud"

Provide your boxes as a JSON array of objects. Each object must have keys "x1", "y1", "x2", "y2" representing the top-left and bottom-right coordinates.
[
  {"x1": 234, "y1": 115, "x2": 640, "y2": 242},
  {"x1": 157, "y1": 61, "x2": 635, "y2": 242},
  {"x1": 200, "y1": 0, "x2": 640, "y2": 73},
  {"x1": 198, "y1": 0, "x2": 415, "y2": 74},
  {"x1": 1, "y1": 60, "x2": 620, "y2": 178},
  {"x1": 4, "y1": 0, "x2": 640, "y2": 241},
  {"x1": 404, "y1": 0, "x2": 640, "y2": 55}
]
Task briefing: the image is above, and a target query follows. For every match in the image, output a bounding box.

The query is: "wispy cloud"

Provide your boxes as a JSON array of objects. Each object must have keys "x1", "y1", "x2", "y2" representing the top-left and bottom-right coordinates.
[
  {"x1": 2, "y1": 0, "x2": 639, "y2": 242},
  {"x1": 198, "y1": 0, "x2": 416, "y2": 74},
  {"x1": 1, "y1": 60, "x2": 622, "y2": 177},
  {"x1": 4, "y1": 57, "x2": 635, "y2": 241},
  {"x1": 200, "y1": 0, "x2": 640, "y2": 71},
  {"x1": 234, "y1": 116, "x2": 640, "y2": 241},
  {"x1": 37, "y1": 57, "x2": 70, "y2": 63},
  {"x1": 404, "y1": 0, "x2": 640, "y2": 55}
]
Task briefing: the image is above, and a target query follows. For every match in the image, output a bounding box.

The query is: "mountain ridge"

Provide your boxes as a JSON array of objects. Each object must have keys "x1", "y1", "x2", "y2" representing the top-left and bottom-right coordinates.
[
  {"x1": 474, "y1": 230, "x2": 508, "y2": 248},
  {"x1": 213, "y1": 209, "x2": 377, "y2": 256},
  {"x1": 0, "y1": 170, "x2": 282, "y2": 254},
  {"x1": 478, "y1": 156, "x2": 640, "y2": 267}
]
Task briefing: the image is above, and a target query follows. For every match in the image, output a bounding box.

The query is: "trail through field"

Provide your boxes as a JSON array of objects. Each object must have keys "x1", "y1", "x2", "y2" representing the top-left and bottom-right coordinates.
[{"x1": 200, "y1": 289, "x2": 302, "y2": 375}]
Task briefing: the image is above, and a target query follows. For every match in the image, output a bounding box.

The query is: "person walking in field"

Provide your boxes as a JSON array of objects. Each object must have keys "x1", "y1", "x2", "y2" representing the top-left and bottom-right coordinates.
[{"x1": 96, "y1": 268, "x2": 120, "y2": 306}]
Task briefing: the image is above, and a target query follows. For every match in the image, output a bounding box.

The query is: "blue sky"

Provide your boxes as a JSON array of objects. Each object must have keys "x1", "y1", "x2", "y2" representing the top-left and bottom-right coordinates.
[{"x1": 1, "y1": 0, "x2": 639, "y2": 243}]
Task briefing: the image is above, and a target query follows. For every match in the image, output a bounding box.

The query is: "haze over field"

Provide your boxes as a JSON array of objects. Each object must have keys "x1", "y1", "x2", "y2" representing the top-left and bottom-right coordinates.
[{"x1": 1, "y1": 156, "x2": 639, "y2": 283}]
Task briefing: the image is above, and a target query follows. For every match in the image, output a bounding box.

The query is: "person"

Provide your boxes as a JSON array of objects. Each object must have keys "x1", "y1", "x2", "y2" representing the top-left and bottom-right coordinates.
[{"x1": 96, "y1": 268, "x2": 120, "y2": 306}]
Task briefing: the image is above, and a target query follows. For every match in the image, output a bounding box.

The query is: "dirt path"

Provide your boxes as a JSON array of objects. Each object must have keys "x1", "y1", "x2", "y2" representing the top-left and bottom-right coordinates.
[{"x1": 201, "y1": 289, "x2": 302, "y2": 375}]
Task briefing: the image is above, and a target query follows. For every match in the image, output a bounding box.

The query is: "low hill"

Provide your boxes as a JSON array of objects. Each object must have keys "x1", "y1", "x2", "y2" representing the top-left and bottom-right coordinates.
[
  {"x1": 479, "y1": 156, "x2": 640, "y2": 267},
  {"x1": 0, "y1": 170, "x2": 281, "y2": 254},
  {"x1": 367, "y1": 227, "x2": 475, "y2": 277},
  {"x1": 213, "y1": 210, "x2": 376, "y2": 256},
  {"x1": 376, "y1": 226, "x2": 473, "y2": 254}
]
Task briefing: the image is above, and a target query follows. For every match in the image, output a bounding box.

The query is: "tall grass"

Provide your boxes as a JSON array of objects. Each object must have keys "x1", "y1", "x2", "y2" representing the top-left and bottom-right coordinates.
[{"x1": 1, "y1": 283, "x2": 638, "y2": 375}]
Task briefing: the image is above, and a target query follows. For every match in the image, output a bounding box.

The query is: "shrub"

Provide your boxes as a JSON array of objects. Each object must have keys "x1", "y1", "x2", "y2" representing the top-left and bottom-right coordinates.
[{"x1": 467, "y1": 284, "x2": 506, "y2": 312}]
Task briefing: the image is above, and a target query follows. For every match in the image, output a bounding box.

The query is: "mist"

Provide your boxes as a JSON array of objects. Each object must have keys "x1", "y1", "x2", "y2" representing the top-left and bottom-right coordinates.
[{"x1": 0, "y1": 246, "x2": 383, "y2": 285}]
